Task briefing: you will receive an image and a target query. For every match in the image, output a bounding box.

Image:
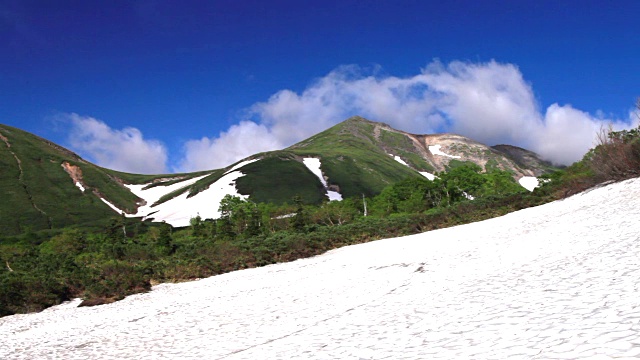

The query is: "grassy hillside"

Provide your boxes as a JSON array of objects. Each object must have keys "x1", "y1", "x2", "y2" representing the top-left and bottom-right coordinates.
[
  {"x1": 235, "y1": 153, "x2": 327, "y2": 204},
  {"x1": 0, "y1": 125, "x2": 144, "y2": 235},
  {"x1": 288, "y1": 117, "x2": 423, "y2": 198}
]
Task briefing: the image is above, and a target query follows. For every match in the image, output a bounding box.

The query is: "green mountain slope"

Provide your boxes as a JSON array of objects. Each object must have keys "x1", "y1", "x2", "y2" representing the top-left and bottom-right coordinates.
[
  {"x1": 286, "y1": 117, "x2": 424, "y2": 198},
  {"x1": 0, "y1": 124, "x2": 208, "y2": 235}
]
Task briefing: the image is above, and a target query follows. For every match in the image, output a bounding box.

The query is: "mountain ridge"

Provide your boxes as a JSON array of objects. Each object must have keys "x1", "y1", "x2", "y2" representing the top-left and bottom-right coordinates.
[{"x1": 0, "y1": 118, "x2": 555, "y2": 234}]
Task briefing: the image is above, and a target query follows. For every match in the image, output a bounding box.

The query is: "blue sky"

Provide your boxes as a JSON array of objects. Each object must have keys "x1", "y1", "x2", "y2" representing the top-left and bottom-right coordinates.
[{"x1": 1, "y1": 0, "x2": 639, "y2": 173}]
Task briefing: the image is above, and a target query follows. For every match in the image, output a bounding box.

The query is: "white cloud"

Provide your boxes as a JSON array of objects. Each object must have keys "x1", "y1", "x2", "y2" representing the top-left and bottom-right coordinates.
[
  {"x1": 177, "y1": 121, "x2": 282, "y2": 172},
  {"x1": 65, "y1": 113, "x2": 168, "y2": 174},
  {"x1": 181, "y1": 60, "x2": 635, "y2": 169}
]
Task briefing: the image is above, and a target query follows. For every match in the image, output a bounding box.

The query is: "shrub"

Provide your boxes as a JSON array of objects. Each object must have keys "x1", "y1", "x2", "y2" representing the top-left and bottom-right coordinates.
[{"x1": 587, "y1": 124, "x2": 640, "y2": 181}]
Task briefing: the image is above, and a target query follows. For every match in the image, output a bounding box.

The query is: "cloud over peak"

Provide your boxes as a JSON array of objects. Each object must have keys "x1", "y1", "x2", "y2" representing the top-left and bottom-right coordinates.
[{"x1": 178, "y1": 60, "x2": 634, "y2": 170}]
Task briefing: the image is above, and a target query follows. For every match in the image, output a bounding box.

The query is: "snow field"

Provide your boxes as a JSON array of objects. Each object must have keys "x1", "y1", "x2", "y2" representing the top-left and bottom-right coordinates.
[
  {"x1": 2, "y1": 178, "x2": 640, "y2": 359},
  {"x1": 122, "y1": 160, "x2": 259, "y2": 227},
  {"x1": 139, "y1": 171, "x2": 249, "y2": 227},
  {"x1": 125, "y1": 175, "x2": 210, "y2": 215}
]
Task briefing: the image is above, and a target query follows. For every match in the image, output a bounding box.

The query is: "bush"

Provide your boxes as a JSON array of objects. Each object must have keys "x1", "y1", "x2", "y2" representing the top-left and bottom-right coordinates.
[{"x1": 587, "y1": 125, "x2": 640, "y2": 181}]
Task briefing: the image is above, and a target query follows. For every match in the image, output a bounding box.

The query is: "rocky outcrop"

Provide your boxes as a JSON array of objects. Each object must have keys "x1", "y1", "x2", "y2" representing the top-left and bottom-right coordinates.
[{"x1": 61, "y1": 161, "x2": 85, "y2": 189}]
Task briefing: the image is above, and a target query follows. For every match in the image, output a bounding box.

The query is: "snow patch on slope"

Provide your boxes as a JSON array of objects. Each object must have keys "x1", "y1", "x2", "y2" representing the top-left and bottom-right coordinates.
[
  {"x1": 429, "y1": 144, "x2": 460, "y2": 158},
  {"x1": 75, "y1": 182, "x2": 85, "y2": 192},
  {"x1": 519, "y1": 176, "x2": 539, "y2": 192},
  {"x1": 390, "y1": 154, "x2": 409, "y2": 167},
  {"x1": 123, "y1": 172, "x2": 250, "y2": 227},
  {"x1": 100, "y1": 198, "x2": 123, "y2": 214},
  {"x1": 303, "y1": 158, "x2": 343, "y2": 201},
  {"x1": 140, "y1": 171, "x2": 249, "y2": 227},
  {"x1": 420, "y1": 172, "x2": 436, "y2": 180},
  {"x1": 125, "y1": 175, "x2": 210, "y2": 213},
  {"x1": 389, "y1": 153, "x2": 436, "y2": 181}
]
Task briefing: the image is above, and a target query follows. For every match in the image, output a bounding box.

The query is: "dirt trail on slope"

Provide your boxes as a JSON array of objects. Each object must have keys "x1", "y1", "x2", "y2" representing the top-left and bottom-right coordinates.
[{"x1": 0, "y1": 129, "x2": 52, "y2": 228}]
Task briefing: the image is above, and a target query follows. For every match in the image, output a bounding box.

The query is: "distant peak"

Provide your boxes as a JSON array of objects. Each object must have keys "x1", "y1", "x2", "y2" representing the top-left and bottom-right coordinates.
[
  {"x1": 342, "y1": 115, "x2": 371, "y2": 123},
  {"x1": 340, "y1": 116, "x2": 391, "y2": 128}
]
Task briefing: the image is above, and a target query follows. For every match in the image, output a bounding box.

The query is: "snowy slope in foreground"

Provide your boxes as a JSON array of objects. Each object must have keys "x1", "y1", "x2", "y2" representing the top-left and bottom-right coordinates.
[{"x1": 3, "y1": 179, "x2": 640, "y2": 359}]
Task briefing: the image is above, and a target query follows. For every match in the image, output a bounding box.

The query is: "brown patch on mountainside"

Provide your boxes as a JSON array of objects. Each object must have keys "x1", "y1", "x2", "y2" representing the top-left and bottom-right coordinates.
[
  {"x1": 418, "y1": 133, "x2": 534, "y2": 177},
  {"x1": 61, "y1": 161, "x2": 85, "y2": 189},
  {"x1": 368, "y1": 120, "x2": 541, "y2": 178}
]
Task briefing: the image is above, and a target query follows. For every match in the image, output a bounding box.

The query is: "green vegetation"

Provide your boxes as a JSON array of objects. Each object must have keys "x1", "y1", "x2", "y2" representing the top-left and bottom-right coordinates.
[
  {"x1": 235, "y1": 154, "x2": 327, "y2": 204},
  {"x1": 379, "y1": 129, "x2": 413, "y2": 150},
  {"x1": 0, "y1": 125, "x2": 136, "y2": 235}
]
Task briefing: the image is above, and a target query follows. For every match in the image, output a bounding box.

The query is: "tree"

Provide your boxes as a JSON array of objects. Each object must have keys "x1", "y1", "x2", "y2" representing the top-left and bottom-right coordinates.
[
  {"x1": 217, "y1": 195, "x2": 263, "y2": 237},
  {"x1": 105, "y1": 215, "x2": 127, "y2": 259},
  {"x1": 312, "y1": 198, "x2": 359, "y2": 226},
  {"x1": 189, "y1": 215, "x2": 204, "y2": 237},
  {"x1": 290, "y1": 195, "x2": 308, "y2": 231},
  {"x1": 481, "y1": 170, "x2": 525, "y2": 197}
]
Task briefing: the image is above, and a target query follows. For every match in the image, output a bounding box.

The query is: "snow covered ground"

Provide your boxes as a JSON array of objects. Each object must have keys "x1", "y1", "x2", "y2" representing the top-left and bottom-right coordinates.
[{"x1": 3, "y1": 178, "x2": 640, "y2": 359}]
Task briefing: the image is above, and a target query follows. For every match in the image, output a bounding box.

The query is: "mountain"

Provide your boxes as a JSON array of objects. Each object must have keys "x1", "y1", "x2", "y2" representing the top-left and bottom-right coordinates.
[{"x1": 0, "y1": 118, "x2": 554, "y2": 234}]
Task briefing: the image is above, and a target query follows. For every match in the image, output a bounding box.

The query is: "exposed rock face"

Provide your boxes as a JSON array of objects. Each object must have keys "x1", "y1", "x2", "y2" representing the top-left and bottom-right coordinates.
[
  {"x1": 364, "y1": 119, "x2": 552, "y2": 178},
  {"x1": 492, "y1": 144, "x2": 557, "y2": 176},
  {"x1": 61, "y1": 161, "x2": 85, "y2": 189}
]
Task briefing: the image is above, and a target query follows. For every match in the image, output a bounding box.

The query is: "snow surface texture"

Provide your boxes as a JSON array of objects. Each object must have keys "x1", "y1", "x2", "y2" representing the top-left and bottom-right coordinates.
[
  {"x1": 122, "y1": 160, "x2": 259, "y2": 227},
  {"x1": 3, "y1": 178, "x2": 640, "y2": 359},
  {"x1": 302, "y1": 158, "x2": 342, "y2": 201},
  {"x1": 519, "y1": 176, "x2": 540, "y2": 192},
  {"x1": 429, "y1": 144, "x2": 461, "y2": 158}
]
